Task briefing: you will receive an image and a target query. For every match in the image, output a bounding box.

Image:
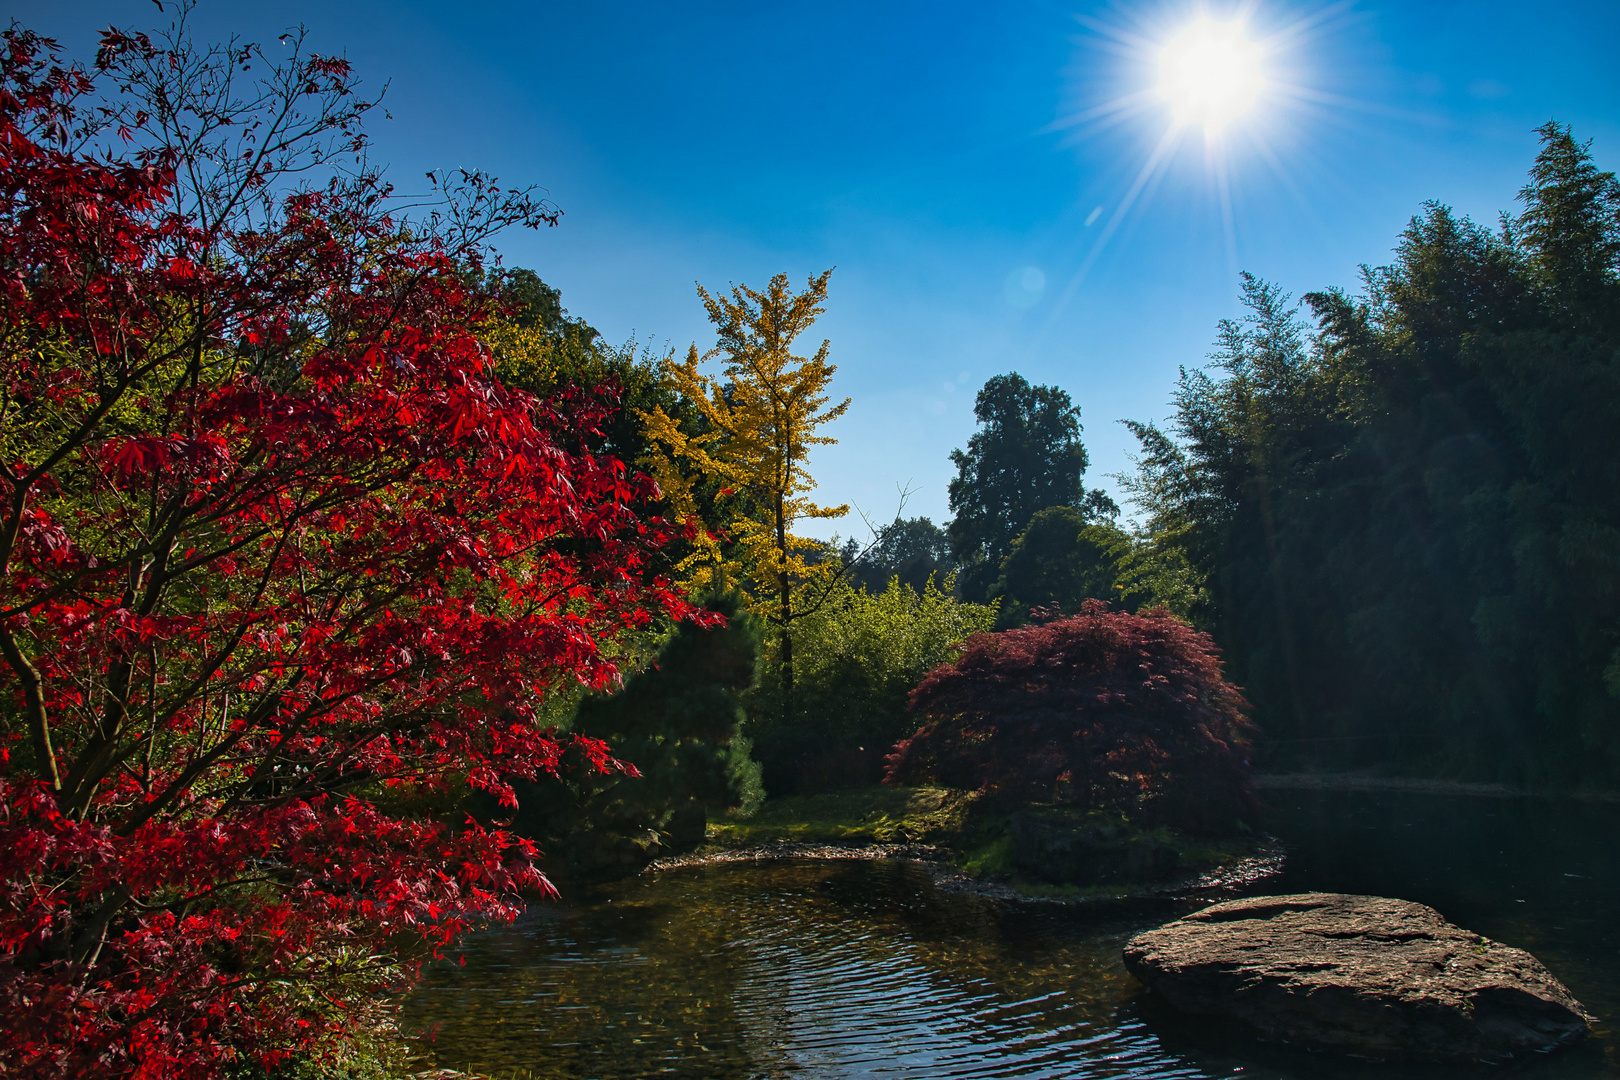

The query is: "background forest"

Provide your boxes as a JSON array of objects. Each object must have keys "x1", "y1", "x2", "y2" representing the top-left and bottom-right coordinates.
[
  {"x1": 519, "y1": 121, "x2": 1620, "y2": 821},
  {"x1": 1124, "y1": 122, "x2": 1620, "y2": 787}
]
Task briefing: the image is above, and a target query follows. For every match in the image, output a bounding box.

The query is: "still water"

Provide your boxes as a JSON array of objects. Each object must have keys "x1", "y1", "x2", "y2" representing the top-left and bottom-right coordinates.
[{"x1": 402, "y1": 791, "x2": 1620, "y2": 1078}]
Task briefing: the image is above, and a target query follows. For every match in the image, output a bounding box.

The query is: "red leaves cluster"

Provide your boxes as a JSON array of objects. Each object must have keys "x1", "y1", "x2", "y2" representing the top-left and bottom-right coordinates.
[
  {"x1": 0, "y1": 21, "x2": 697, "y2": 1078},
  {"x1": 885, "y1": 600, "x2": 1257, "y2": 833}
]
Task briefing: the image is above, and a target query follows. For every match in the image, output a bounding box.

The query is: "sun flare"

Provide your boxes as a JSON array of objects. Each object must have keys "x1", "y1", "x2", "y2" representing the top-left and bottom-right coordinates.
[
  {"x1": 1158, "y1": 17, "x2": 1264, "y2": 130},
  {"x1": 1048, "y1": 3, "x2": 1339, "y2": 302}
]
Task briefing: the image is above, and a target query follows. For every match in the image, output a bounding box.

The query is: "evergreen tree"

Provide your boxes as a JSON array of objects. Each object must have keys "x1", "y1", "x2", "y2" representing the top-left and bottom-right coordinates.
[
  {"x1": 1127, "y1": 123, "x2": 1620, "y2": 786},
  {"x1": 848, "y1": 515, "x2": 955, "y2": 594},
  {"x1": 514, "y1": 596, "x2": 764, "y2": 876}
]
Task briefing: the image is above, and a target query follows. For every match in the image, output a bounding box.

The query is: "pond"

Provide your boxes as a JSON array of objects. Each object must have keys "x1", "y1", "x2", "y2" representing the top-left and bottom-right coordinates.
[{"x1": 401, "y1": 789, "x2": 1620, "y2": 1079}]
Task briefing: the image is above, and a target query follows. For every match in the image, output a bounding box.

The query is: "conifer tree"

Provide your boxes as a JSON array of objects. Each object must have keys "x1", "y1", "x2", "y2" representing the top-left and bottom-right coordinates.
[
  {"x1": 1122, "y1": 123, "x2": 1620, "y2": 784},
  {"x1": 993, "y1": 506, "x2": 1130, "y2": 627},
  {"x1": 512, "y1": 596, "x2": 764, "y2": 874}
]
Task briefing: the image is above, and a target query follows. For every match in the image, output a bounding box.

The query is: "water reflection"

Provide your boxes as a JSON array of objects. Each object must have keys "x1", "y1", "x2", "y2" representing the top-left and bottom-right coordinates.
[{"x1": 402, "y1": 790, "x2": 1620, "y2": 1078}]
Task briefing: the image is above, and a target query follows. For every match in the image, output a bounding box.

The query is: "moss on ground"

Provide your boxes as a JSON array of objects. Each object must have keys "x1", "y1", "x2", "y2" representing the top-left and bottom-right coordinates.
[{"x1": 706, "y1": 785, "x2": 1263, "y2": 895}]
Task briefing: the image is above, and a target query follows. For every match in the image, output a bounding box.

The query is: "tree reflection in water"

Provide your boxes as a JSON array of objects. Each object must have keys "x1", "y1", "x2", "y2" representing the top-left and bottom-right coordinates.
[{"x1": 404, "y1": 791, "x2": 1620, "y2": 1079}]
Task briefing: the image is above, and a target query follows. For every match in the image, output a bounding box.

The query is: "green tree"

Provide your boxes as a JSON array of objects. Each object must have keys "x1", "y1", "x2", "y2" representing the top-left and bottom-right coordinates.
[
  {"x1": 748, "y1": 576, "x2": 997, "y2": 793},
  {"x1": 1517, "y1": 121, "x2": 1620, "y2": 308},
  {"x1": 946, "y1": 373, "x2": 1115, "y2": 599},
  {"x1": 847, "y1": 515, "x2": 955, "y2": 594},
  {"x1": 1110, "y1": 527, "x2": 1212, "y2": 625},
  {"x1": 485, "y1": 270, "x2": 742, "y2": 586},
  {"x1": 512, "y1": 596, "x2": 765, "y2": 876},
  {"x1": 485, "y1": 269, "x2": 672, "y2": 473},
  {"x1": 993, "y1": 506, "x2": 1131, "y2": 627},
  {"x1": 490, "y1": 267, "x2": 603, "y2": 341},
  {"x1": 1126, "y1": 123, "x2": 1620, "y2": 786}
]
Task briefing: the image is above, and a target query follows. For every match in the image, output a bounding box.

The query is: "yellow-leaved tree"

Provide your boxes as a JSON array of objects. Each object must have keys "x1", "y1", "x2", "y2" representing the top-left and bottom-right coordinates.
[{"x1": 641, "y1": 270, "x2": 850, "y2": 717}]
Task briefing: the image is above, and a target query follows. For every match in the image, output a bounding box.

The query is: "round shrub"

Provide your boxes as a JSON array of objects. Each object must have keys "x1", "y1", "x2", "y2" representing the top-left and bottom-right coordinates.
[{"x1": 884, "y1": 600, "x2": 1256, "y2": 833}]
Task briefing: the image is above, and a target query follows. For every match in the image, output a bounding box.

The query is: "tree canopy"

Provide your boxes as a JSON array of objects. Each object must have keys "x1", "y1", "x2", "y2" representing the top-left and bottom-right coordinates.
[
  {"x1": 994, "y1": 507, "x2": 1130, "y2": 627},
  {"x1": 946, "y1": 373, "x2": 1114, "y2": 600},
  {"x1": 1124, "y1": 122, "x2": 1620, "y2": 786},
  {"x1": 845, "y1": 515, "x2": 955, "y2": 595},
  {"x1": 749, "y1": 575, "x2": 996, "y2": 793},
  {"x1": 511, "y1": 595, "x2": 764, "y2": 876},
  {"x1": 0, "y1": 21, "x2": 695, "y2": 1075}
]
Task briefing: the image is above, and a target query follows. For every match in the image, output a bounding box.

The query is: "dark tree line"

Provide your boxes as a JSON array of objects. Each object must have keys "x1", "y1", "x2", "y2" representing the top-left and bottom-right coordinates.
[{"x1": 1126, "y1": 123, "x2": 1620, "y2": 786}]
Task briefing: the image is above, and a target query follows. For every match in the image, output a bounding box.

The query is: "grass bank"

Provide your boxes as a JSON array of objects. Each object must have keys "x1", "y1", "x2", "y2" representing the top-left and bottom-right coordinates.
[{"x1": 700, "y1": 785, "x2": 1270, "y2": 899}]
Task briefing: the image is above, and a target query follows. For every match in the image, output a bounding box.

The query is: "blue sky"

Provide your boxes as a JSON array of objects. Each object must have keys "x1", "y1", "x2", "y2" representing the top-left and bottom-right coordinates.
[{"x1": 20, "y1": 1, "x2": 1620, "y2": 539}]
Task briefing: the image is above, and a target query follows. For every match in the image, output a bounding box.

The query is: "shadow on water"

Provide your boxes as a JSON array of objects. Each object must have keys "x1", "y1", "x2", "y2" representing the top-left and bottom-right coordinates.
[{"x1": 401, "y1": 790, "x2": 1620, "y2": 1078}]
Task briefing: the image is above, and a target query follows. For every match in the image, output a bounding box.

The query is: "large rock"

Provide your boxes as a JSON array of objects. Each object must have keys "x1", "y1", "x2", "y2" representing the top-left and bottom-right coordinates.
[{"x1": 1123, "y1": 892, "x2": 1592, "y2": 1062}]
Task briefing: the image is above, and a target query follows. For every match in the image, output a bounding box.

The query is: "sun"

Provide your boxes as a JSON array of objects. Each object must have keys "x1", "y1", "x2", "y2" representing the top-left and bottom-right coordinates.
[
  {"x1": 1043, "y1": 2, "x2": 1342, "y2": 305},
  {"x1": 1157, "y1": 17, "x2": 1265, "y2": 131}
]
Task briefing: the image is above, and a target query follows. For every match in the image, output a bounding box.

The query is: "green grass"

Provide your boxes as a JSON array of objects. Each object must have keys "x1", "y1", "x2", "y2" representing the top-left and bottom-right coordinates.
[
  {"x1": 706, "y1": 784, "x2": 1268, "y2": 898},
  {"x1": 707, "y1": 785, "x2": 977, "y2": 847}
]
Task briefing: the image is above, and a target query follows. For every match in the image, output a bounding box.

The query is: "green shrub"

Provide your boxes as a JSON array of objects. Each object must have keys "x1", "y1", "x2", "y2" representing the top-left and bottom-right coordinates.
[
  {"x1": 510, "y1": 596, "x2": 764, "y2": 877},
  {"x1": 749, "y1": 576, "x2": 996, "y2": 793}
]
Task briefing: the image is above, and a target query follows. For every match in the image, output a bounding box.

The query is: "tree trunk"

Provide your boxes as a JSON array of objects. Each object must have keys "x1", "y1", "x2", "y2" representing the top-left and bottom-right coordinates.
[{"x1": 776, "y1": 489, "x2": 793, "y2": 726}]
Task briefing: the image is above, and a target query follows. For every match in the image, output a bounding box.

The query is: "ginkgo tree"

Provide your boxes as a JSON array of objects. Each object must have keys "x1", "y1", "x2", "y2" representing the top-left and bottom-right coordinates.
[
  {"x1": 0, "y1": 17, "x2": 698, "y2": 1078},
  {"x1": 641, "y1": 271, "x2": 850, "y2": 718}
]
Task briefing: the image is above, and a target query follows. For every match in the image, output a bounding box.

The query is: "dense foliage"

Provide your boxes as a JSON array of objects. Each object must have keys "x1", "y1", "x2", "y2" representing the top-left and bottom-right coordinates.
[
  {"x1": 510, "y1": 595, "x2": 763, "y2": 877},
  {"x1": 480, "y1": 268, "x2": 738, "y2": 591},
  {"x1": 0, "y1": 22, "x2": 695, "y2": 1077},
  {"x1": 886, "y1": 601, "x2": 1255, "y2": 833},
  {"x1": 750, "y1": 576, "x2": 996, "y2": 793},
  {"x1": 1125, "y1": 123, "x2": 1620, "y2": 785},
  {"x1": 947, "y1": 373, "x2": 1116, "y2": 600},
  {"x1": 992, "y1": 506, "x2": 1130, "y2": 627},
  {"x1": 844, "y1": 515, "x2": 955, "y2": 596},
  {"x1": 485, "y1": 269, "x2": 675, "y2": 477}
]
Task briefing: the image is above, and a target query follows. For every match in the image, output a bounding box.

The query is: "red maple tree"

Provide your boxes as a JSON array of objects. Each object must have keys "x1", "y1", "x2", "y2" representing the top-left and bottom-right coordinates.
[
  {"x1": 0, "y1": 17, "x2": 699, "y2": 1078},
  {"x1": 885, "y1": 600, "x2": 1256, "y2": 833}
]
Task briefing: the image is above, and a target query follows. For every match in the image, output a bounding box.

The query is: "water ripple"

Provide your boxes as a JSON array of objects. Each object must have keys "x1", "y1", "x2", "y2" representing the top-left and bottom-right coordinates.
[{"x1": 403, "y1": 842, "x2": 1615, "y2": 1080}]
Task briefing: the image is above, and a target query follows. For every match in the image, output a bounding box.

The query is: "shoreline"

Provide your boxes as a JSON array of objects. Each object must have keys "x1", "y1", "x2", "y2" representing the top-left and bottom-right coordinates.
[
  {"x1": 645, "y1": 839, "x2": 952, "y2": 872},
  {"x1": 1256, "y1": 772, "x2": 1620, "y2": 801},
  {"x1": 644, "y1": 837, "x2": 1287, "y2": 904}
]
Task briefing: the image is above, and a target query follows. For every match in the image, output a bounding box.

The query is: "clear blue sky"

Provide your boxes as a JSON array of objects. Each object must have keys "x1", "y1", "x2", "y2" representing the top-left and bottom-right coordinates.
[{"x1": 20, "y1": 1, "x2": 1620, "y2": 539}]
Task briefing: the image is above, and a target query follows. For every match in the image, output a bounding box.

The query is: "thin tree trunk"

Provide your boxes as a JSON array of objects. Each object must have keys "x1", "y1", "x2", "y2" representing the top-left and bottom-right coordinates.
[{"x1": 776, "y1": 488, "x2": 793, "y2": 726}]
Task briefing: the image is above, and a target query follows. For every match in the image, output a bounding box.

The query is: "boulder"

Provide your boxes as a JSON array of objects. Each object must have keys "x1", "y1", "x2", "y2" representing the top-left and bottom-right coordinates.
[{"x1": 1123, "y1": 892, "x2": 1592, "y2": 1062}]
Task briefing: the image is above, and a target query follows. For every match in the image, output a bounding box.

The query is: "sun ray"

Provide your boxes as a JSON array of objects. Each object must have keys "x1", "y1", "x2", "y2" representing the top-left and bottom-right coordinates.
[
  {"x1": 1047, "y1": 88, "x2": 1163, "y2": 134},
  {"x1": 1036, "y1": 120, "x2": 1185, "y2": 342},
  {"x1": 1214, "y1": 144, "x2": 1240, "y2": 283},
  {"x1": 1037, "y1": 1, "x2": 1381, "y2": 319}
]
